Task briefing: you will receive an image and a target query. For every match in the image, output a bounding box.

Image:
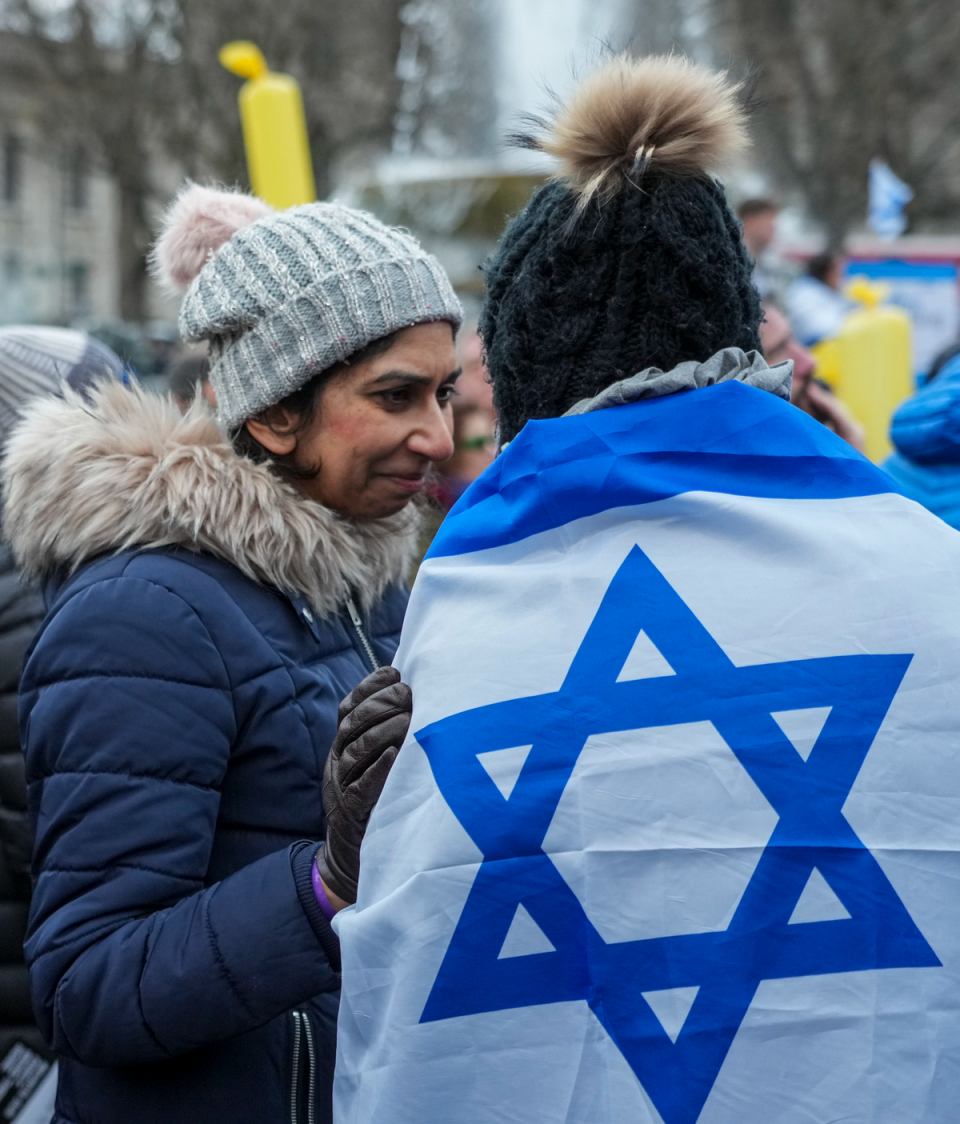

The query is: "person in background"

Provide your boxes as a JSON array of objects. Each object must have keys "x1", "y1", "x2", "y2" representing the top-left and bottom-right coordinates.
[
  {"x1": 759, "y1": 302, "x2": 866, "y2": 453},
  {"x1": 1, "y1": 185, "x2": 461, "y2": 1124},
  {"x1": 430, "y1": 331, "x2": 497, "y2": 510},
  {"x1": 143, "y1": 321, "x2": 178, "y2": 378},
  {"x1": 167, "y1": 353, "x2": 212, "y2": 410},
  {"x1": 884, "y1": 348, "x2": 960, "y2": 529},
  {"x1": 925, "y1": 340, "x2": 960, "y2": 386},
  {"x1": 431, "y1": 401, "x2": 496, "y2": 510},
  {"x1": 0, "y1": 327, "x2": 124, "y2": 1073},
  {"x1": 785, "y1": 249, "x2": 855, "y2": 347},
  {"x1": 455, "y1": 332, "x2": 496, "y2": 422},
  {"x1": 737, "y1": 197, "x2": 780, "y2": 299},
  {"x1": 412, "y1": 331, "x2": 498, "y2": 572}
]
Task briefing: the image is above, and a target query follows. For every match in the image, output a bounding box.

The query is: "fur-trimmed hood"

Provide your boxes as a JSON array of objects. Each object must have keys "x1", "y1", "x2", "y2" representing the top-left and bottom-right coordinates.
[{"x1": 1, "y1": 381, "x2": 419, "y2": 619}]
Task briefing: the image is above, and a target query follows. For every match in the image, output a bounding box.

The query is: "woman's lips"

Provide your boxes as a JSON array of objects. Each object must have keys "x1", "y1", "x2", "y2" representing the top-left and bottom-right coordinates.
[{"x1": 380, "y1": 473, "x2": 426, "y2": 494}]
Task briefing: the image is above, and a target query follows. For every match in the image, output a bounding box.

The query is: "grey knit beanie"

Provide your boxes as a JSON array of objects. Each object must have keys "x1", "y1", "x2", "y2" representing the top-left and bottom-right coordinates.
[{"x1": 152, "y1": 184, "x2": 463, "y2": 432}]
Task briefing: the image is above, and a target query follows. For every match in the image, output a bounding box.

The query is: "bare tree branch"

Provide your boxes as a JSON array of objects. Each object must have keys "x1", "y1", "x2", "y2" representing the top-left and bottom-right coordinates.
[
  {"x1": 706, "y1": 0, "x2": 960, "y2": 241},
  {"x1": 0, "y1": 0, "x2": 405, "y2": 321}
]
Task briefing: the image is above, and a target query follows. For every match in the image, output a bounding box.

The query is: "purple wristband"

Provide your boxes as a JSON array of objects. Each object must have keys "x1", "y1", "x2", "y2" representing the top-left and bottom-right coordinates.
[{"x1": 311, "y1": 855, "x2": 338, "y2": 921}]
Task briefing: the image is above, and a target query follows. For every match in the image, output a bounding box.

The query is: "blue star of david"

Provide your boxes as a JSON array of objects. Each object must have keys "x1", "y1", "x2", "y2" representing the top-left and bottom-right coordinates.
[{"x1": 415, "y1": 545, "x2": 940, "y2": 1124}]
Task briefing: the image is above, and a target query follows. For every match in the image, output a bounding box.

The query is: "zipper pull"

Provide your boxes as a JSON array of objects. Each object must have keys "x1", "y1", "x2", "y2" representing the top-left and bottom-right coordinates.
[
  {"x1": 346, "y1": 595, "x2": 380, "y2": 673},
  {"x1": 345, "y1": 597, "x2": 363, "y2": 631}
]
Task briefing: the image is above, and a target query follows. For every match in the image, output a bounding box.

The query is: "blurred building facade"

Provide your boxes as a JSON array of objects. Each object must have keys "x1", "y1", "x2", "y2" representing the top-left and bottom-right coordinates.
[
  {"x1": 0, "y1": 33, "x2": 174, "y2": 329},
  {"x1": 0, "y1": 33, "x2": 116, "y2": 324}
]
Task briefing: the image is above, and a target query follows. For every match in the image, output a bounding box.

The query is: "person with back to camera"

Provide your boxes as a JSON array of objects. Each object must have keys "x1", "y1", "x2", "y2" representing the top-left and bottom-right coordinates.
[
  {"x1": 0, "y1": 184, "x2": 462, "y2": 1124},
  {"x1": 329, "y1": 54, "x2": 960, "y2": 1124}
]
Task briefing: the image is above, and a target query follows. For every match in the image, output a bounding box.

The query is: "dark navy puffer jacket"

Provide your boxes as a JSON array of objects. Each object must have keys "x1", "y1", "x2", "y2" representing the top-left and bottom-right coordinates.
[
  {"x1": 0, "y1": 383, "x2": 420, "y2": 1124},
  {"x1": 0, "y1": 541, "x2": 46, "y2": 1057}
]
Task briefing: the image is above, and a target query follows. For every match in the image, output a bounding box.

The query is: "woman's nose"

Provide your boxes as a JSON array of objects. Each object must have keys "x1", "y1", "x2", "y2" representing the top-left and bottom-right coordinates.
[{"x1": 409, "y1": 405, "x2": 455, "y2": 463}]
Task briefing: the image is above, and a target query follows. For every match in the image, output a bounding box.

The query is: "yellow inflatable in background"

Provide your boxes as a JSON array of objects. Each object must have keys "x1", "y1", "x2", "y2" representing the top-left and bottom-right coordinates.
[
  {"x1": 810, "y1": 277, "x2": 913, "y2": 463},
  {"x1": 219, "y1": 41, "x2": 317, "y2": 210}
]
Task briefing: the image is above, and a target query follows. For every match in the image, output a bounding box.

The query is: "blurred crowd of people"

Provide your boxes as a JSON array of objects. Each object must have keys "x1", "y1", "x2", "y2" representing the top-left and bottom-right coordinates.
[{"x1": 737, "y1": 194, "x2": 960, "y2": 532}]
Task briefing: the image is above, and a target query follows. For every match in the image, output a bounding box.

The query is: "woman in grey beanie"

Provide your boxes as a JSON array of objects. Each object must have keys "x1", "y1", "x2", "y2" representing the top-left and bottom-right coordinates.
[{"x1": 0, "y1": 184, "x2": 462, "y2": 1124}]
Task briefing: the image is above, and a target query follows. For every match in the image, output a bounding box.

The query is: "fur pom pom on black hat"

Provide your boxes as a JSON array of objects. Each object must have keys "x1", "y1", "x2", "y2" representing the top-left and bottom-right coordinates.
[
  {"x1": 518, "y1": 54, "x2": 749, "y2": 205},
  {"x1": 482, "y1": 54, "x2": 762, "y2": 444}
]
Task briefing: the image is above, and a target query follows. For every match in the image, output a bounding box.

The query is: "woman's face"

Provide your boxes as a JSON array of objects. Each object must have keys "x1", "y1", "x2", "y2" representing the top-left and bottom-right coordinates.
[{"x1": 247, "y1": 322, "x2": 460, "y2": 520}]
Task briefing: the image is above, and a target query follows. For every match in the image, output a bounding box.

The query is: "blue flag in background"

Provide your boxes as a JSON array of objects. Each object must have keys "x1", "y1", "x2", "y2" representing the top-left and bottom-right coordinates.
[
  {"x1": 334, "y1": 383, "x2": 960, "y2": 1124},
  {"x1": 869, "y1": 159, "x2": 913, "y2": 240}
]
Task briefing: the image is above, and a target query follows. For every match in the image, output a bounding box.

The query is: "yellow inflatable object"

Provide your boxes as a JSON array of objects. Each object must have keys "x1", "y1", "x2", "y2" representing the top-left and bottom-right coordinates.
[
  {"x1": 219, "y1": 41, "x2": 316, "y2": 210},
  {"x1": 811, "y1": 276, "x2": 913, "y2": 463}
]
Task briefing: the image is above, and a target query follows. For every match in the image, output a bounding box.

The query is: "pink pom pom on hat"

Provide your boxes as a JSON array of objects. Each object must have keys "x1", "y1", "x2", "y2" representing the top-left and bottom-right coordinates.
[{"x1": 151, "y1": 183, "x2": 273, "y2": 294}]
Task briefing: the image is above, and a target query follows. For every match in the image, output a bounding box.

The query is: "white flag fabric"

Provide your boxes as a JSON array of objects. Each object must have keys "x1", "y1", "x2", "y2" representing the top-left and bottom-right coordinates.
[{"x1": 333, "y1": 381, "x2": 960, "y2": 1124}]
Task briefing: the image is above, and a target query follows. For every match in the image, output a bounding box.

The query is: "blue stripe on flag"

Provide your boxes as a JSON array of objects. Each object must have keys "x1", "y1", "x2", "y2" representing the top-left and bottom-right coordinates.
[{"x1": 428, "y1": 382, "x2": 897, "y2": 559}]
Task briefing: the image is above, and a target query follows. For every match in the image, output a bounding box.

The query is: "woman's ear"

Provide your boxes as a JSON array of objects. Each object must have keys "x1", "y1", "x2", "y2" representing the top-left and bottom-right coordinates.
[{"x1": 244, "y1": 411, "x2": 299, "y2": 456}]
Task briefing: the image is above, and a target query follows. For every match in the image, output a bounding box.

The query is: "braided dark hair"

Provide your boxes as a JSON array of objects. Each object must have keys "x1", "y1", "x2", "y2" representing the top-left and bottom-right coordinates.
[{"x1": 480, "y1": 54, "x2": 762, "y2": 444}]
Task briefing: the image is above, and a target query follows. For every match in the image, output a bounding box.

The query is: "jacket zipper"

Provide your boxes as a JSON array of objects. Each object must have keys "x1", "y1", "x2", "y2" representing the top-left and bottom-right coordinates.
[
  {"x1": 290, "y1": 1011, "x2": 302, "y2": 1124},
  {"x1": 302, "y1": 1009, "x2": 317, "y2": 1124},
  {"x1": 290, "y1": 1010, "x2": 317, "y2": 1124},
  {"x1": 346, "y1": 596, "x2": 380, "y2": 673}
]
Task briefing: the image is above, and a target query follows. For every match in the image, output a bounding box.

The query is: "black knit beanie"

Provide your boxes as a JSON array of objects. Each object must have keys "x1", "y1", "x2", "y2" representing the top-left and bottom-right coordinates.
[{"x1": 480, "y1": 55, "x2": 763, "y2": 444}]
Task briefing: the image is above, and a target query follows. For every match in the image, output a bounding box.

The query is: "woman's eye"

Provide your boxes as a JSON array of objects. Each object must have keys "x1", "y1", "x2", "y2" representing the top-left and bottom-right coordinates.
[{"x1": 377, "y1": 387, "x2": 412, "y2": 408}]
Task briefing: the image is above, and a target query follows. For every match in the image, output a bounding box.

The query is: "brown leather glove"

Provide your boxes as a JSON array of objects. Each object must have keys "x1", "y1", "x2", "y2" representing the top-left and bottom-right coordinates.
[{"x1": 315, "y1": 666, "x2": 412, "y2": 904}]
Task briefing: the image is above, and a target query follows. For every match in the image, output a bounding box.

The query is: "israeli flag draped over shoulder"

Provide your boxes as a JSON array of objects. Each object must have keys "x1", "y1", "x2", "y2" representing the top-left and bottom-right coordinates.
[{"x1": 334, "y1": 364, "x2": 960, "y2": 1124}]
